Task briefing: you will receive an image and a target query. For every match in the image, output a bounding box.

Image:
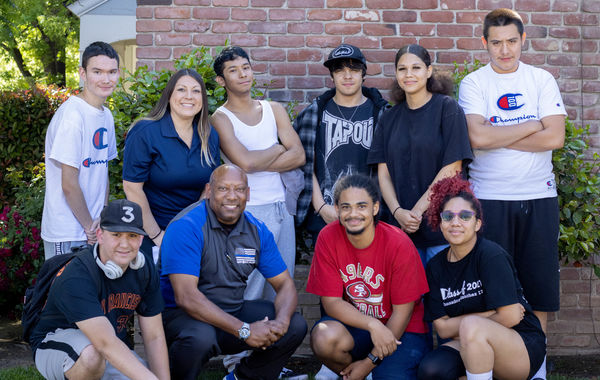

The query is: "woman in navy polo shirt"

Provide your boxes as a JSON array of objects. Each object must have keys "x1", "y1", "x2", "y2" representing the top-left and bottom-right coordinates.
[{"x1": 123, "y1": 69, "x2": 220, "y2": 253}]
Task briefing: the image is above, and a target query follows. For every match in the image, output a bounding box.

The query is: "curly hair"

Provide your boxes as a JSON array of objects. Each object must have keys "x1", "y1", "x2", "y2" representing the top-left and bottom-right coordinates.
[{"x1": 426, "y1": 174, "x2": 483, "y2": 230}]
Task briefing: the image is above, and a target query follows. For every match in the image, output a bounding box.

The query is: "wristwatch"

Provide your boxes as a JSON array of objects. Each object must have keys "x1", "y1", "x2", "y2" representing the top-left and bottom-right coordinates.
[
  {"x1": 238, "y1": 322, "x2": 251, "y2": 341},
  {"x1": 367, "y1": 353, "x2": 382, "y2": 366}
]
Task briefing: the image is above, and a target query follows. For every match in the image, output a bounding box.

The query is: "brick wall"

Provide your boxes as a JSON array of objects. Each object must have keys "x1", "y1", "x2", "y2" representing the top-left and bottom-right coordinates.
[
  {"x1": 136, "y1": 0, "x2": 600, "y2": 155},
  {"x1": 135, "y1": 0, "x2": 600, "y2": 354}
]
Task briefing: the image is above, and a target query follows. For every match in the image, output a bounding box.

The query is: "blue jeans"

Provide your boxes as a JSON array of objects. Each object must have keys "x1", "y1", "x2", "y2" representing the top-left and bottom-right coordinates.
[{"x1": 416, "y1": 244, "x2": 448, "y2": 268}]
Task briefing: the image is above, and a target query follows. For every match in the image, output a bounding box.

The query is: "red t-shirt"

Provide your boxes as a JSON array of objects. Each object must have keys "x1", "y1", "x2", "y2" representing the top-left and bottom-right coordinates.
[{"x1": 306, "y1": 221, "x2": 428, "y2": 333}]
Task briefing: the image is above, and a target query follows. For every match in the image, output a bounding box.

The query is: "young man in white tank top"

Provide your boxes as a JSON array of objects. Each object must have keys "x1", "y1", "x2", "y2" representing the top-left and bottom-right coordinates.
[{"x1": 211, "y1": 46, "x2": 307, "y2": 379}]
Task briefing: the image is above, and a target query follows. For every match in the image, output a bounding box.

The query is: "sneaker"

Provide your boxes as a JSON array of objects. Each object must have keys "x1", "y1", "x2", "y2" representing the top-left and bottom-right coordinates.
[
  {"x1": 223, "y1": 372, "x2": 237, "y2": 380},
  {"x1": 314, "y1": 364, "x2": 339, "y2": 380},
  {"x1": 279, "y1": 367, "x2": 308, "y2": 380}
]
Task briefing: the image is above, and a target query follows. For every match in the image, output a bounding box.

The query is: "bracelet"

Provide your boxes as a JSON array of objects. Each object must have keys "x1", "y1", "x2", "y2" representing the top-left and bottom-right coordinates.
[
  {"x1": 392, "y1": 206, "x2": 401, "y2": 217},
  {"x1": 315, "y1": 203, "x2": 327, "y2": 215},
  {"x1": 150, "y1": 230, "x2": 162, "y2": 240}
]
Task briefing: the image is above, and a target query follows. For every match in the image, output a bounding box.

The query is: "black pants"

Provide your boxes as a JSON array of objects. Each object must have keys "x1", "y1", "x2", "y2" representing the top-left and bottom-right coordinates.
[{"x1": 163, "y1": 300, "x2": 307, "y2": 380}]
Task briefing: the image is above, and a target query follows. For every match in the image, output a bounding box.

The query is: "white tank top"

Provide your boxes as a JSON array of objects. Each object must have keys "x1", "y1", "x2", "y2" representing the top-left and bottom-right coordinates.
[{"x1": 217, "y1": 100, "x2": 285, "y2": 205}]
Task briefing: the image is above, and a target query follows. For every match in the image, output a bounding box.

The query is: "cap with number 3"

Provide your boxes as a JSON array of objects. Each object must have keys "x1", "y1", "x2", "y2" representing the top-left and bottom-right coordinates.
[{"x1": 100, "y1": 199, "x2": 146, "y2": 235}]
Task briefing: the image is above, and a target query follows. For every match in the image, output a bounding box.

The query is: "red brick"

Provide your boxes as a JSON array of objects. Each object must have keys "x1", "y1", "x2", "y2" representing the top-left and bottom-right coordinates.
[
  {"x1": 155, "y1": 60, "x2": 175, "y2": 72},
  {"x1": 548, "y1": 54, "x2": 579, "y2": 66},
  {"x1": 477, "y1": 0, "x2": 512, "y2": 10},
  {"x1": 136, "y1": 60, "x2": 154, "y2": 70},
  {"x1": 308, "y1": 10, "x2": 342, "y2": 21},
  {"x1": 345, "y1": 10, "x2": 380, "y2": 22},
  {"x1": 516, "y1": 0, "x2": 550, "y2": 11},
  {"x1": 364, "y1": 24, "x2": 396, "y2": 36},
  {"x1": 456, "y1": 38, "x2": 483, "y2": 50},
  {"x1": 250, "y1": 48, "x2": 285, "y2": 61},
  {"x1": 364, "y1": 50, "x2": 396, "y2": 62},
  {"x1": 252, "y1": 0, "x2": 284, "y2": 5},
  {"x1": 565, "y1": 14, "x2": 599, "y2": 26},
  {"x1": 308, "y1": 63, "x2": 330, "y2": 75},
  {"x1": 137, "y1": 34, "x2": 153, "y2": 46},
  {"x1": 559, "y1": 308, "x2": 593, "y2": 321},
  {"x1": 583, "y1": 53, "x2": 600, "y2": 65},
  {"x1": 552, "y1": 0, "x2": 579, "y2": 11},
  {"x1": 288, "y1": 77, "x2": 325, "y2": 89},
  {"x1": 174, "y1": 20, "x2": 210, "y2": 33},
  {"x1": 249, "y1": 22, "x2": 286, "y2": 34},
  {"x1": 325, "y1": 23, "x2": 362, "y2": 35},
  {"x1": 136, "y1": 7, "x2": 153, "y2": 18},
  {"x1": 366, "y1": 0, "x2": 400, "y2": 8},
  {"x1": 420, "y1": 37, "x2": 454, "y2": 50},
  {"x1": 381, "y1": 37, "x2": 418, "y2": 49},
  {"x1": 154, "y1": 7, "x2": 191, "y2": 19},
  {"x1": 288, "y1": 0, "x2": 324, "y2": 7},
  {"x1": 173, "y1": 47, "x2": 193, "y2": 59},
  {"x1": 232, "y1": 8, "x2": 267, "y2": 20},
  {"x1": 327, "y1": 0, "x2": 362, "y2": 7},
  {"x1": 344, "y1": 36, "x2": 381, "y2": 49},
  {"x1": 564, "y1": 93, "x2": 599, "y2": 107},
  {"x1": 269, "y1": 9, "x2": 304, "y2": 21},
  {"x1": 520, "y1": 53, "x2": 546, "y2": 65},
  {"x1": 255, "y1": 77, "x2": 285, "y2": 89},
  {"x1": 563, "y1": 280, "x2": 592, "y2": 293},
  {"x1": 549, "y1": 27, "x2": 581, "y2": 38},
  {"x1": 583, "y1": 0, "x2": 600, "y2": 12},
  {"x1": 288, "y1": 22, "x2": 323, "y2": 34},
  {"x1": 382, "y1": 64, "x2": 396, "y2": 76},
  {"x1": 306, "y1": 36, "x2": 343, "y2": 48},
  {"x1": 138, "y1": 0, "x2": 171, "y2": 4},
  {"x1": 137, "y1": 47, "x2": 172, "y2": 59},
  {"x1": 456, "y1": 11, "x2": 487, "y2": 24},
  {"x1": 193, "y1": 7, "x2": 229, "y2": 20},
  {"x1": 559, "y1": 294, "x2": 579, "y2": 307},
  {"x1": 366, "y1": 64, "x2": 382, "y2": 75},
  {"x1": 213, "y1": 0, "x2": 248, "y2": 5},
  {"x1": 270, "y1": 63, "x2": 306, "y2": 75},
  {"x1": 531, "y1": 39, "x2": 559, "y2": 51},
  {"x1": 525, "y1": 26, "x2": 547, "y2": 38},
  {"x1": 437, "y1": 24, "x2": 472, "y2": 37},
  {"x1": 559, "y1": 80, "x2": 580, "y2": 92},
  {"x1": 193, "y1": 34, "x2": 228, "y2": 46},
  {"x1": 560, "y1": 335, "x2": 592, "y2": 347},
  {"x1": 436, "y1": 51, "x2": 471, "y2": 64},
  {"x1": 268, "y1": 90, "x2": 305, "y2": 102},
  {"x1": 382, "y1": 11, "x2": 417, "y2": 23},
  {"x1": 547, "y1": 319, "x2": 575, "y2": 333},
  {"x1": 156, "y1": 33, "x2": 191, "y2": 46},
  {"x1": 269, "y1": 36, "x2": 305, "y2": 48},
  {"x1": 421, "y1": 11, "x2": 454, "y2": 23},
  {"x1": 440, "y1": 0, "x2": 475, "y2": 8},
  {"x1": 575, "y1": 321, "x2": 597, "y2": 333},
  {"x1": 230, "y1": 34, "x2": 267, "y2": 47},
  {"x1": 583, "y1": 26, "x2": 600, "y2": 39},
  {"x1": 175, "y1": 0, "x2": 211, "y2": 4},
  {"x1": 403, "y1": 0, "x2": 437, "y2": 9},
  {"x1": 363, "y1": 77, "x2": 395, "y2": 89},
  {"x1": 531, "y1": 13, "x2": 562, "y2": 25},
  {"x1": 212, "y1": 22, "x2": 248, "y2": 33},
  {"x1": 137, "y1": 20, "x2": 172, "y2": 32},
  {"x1": 584, "y1": 106, "x2": 600, "y2": 120},
  {"x1": 400, "y1": 24, "x2": 435, "y2": 36},
  {"x1": 252, "y1": 62, "x2": 268, "y2": 74},
  {"x1": 563, "y1": 41, "x2": 598, "y2": 52},
  {"x1": 288, "y1": 49, "x2": 324, "y2": 62},
  {"x1": 472, "y1": 52, "x2": 490, "y2": 63}
]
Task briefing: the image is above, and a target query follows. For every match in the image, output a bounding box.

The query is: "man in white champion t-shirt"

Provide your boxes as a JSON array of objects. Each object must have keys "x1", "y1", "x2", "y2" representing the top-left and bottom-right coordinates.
[
  {"x1": 210, "y1": 46, "x2": 306, "y2": 379},
  {"x1": 458, "y1": 9, "x2": 566, "y2": 380},
  {"x1": 42, "y1": 42, "x2": 120, "y2": 260}
]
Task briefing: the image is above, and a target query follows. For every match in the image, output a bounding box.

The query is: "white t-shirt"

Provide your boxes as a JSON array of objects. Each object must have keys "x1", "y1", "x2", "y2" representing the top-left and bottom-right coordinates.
[
  {"x1": 459, "y1": 62, "x2": 566, "y2": 200},
  {"x1": 41, "y1": 96, "x2": 117, "y2": 242},
  {"x1": 217, "y1": 100, "x2": 285, "y2": 206}
]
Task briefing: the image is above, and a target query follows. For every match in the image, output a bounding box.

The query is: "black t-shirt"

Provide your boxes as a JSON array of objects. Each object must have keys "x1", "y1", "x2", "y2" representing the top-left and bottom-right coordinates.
[
  {"x1": 30, "y1": 246, "x2": 164, "y2": 352},
  {"x1": 368, "y1": 93, "x2": 473, "y2": 248},
  {"x1": 424, "y1": 238, "x2": 541, "y2": 334}
]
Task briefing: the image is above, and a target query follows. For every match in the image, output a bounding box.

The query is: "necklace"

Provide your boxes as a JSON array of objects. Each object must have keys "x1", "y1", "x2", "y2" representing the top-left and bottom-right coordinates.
[{"x1": 335, "y1": 96, "x2": 364, "y2": 122}]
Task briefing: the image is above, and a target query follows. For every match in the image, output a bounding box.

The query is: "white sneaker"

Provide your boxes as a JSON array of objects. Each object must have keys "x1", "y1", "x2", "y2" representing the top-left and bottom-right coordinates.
[
  {"x1": 278, "y1": 367, "x2": 308, "y2": 380},
  {"x1": 314, "y1": 364, "x2": 339, "y2": 380}
]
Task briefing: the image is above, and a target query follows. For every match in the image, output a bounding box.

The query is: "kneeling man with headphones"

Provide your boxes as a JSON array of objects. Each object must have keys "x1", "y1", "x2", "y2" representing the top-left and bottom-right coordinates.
[{"x1": 30, "y1": 199, "x2": 170, "y2": 380}]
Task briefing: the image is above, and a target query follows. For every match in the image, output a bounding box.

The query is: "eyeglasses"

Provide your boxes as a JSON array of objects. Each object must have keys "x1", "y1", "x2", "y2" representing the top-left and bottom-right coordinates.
[{"x1": 440, "y1": 210, "x2": 475, "y2": 223}]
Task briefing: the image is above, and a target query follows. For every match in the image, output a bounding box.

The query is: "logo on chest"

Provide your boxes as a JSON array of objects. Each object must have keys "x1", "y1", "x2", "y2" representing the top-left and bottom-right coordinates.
[
  {"x1": 93, "y1": 127, "x2": 109, "y2": 149},
  {"x1": 496, "y1": 93, "x2": 524, "y2": 111}
]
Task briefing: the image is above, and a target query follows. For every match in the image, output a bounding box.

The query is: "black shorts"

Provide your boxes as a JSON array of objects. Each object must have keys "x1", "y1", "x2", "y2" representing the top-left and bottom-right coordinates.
[
  {"x1": 515, "y1": 317, "x2": 547, "y2": 380},
  {"x1": 479, "y1": 197, "x2": 560, "y2": 311}
]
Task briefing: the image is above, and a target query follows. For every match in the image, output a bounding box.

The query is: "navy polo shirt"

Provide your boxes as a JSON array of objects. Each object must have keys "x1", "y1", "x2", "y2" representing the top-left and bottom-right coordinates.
[{"x1": 123, "y1": 114, "x2": 220, "y2": 229}]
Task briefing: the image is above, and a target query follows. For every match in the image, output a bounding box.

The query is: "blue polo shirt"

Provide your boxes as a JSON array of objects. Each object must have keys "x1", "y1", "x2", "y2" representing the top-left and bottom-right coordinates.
[
  {"x1": 160, "y1": 200, "x2": 287, "y2": 313},
  {"x1": 123, "y1": 114, "x2": 220, "y2": 229}
]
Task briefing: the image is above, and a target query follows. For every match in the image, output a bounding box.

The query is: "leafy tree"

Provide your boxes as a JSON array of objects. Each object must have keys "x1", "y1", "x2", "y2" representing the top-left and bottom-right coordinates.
[{"x1": 0, "y1": 0, "x2": 79, "y2": 88}]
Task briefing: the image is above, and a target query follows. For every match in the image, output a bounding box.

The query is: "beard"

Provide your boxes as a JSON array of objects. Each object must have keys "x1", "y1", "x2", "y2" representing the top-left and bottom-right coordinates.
[{"x1": 345, "y1": 226, "x2": 366, "y2": 236}]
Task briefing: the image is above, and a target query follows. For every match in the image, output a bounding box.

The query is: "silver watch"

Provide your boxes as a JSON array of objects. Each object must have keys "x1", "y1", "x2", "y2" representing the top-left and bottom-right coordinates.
[{"x1": 238, "y1": 322, "x2": 251, "y2": 340}]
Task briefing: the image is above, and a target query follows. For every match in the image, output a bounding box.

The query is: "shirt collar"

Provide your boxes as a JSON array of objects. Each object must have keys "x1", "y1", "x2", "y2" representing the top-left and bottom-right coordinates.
[{"x1": 205, "y1": 200, "x2": 247, "y2": 236}]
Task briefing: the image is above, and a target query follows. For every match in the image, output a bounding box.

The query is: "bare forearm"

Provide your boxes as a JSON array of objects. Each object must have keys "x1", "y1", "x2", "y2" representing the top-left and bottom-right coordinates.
[
  {"x1": 434, "y1": 310, "x2": 495, "y2": 339},
  {"x1": 177, "y1": 291, "x2": 242, "y2": 336},
  {"x1": 143, "y1": 337, "x2": 170, "y2": 379},
  {"x1": 322, "y1": 297, "x2": 378, "y2": 331},
  {"x1": 62, "y1": 172, "x2": 94, "y2": 231},
  {"x1": 467, "y1": 115, "x2": 542, "y2": 149},
  {"x1": 124, "y1": 181, "x2": 163, "y2": 244},
  {"x1": 237, "y1": 144, "x2": 286, "y2": 173},
  {"x1": 377, "y1": 163, "x2": 400, "y2": 211},
  {"x1": 273, "y1": 281, "x2": 298, "y2": 324},
  {"x1": 264, "y1": 145, "x2": 306, "y2": 172},
  {"x1": 412, "y1": 160, "x2": 462, "y2": 216},
  {"x1": 100, "y1": 337, "x2": 158, "y2": 380}
]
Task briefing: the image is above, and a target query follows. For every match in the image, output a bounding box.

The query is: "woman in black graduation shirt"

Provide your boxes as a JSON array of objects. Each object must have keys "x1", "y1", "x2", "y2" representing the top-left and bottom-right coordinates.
[
  {"x1": 368, "y1": 44, "x2": 473, "y2": 266},
  {"x1": 417, "y1": 175, "x2": 545, "y2": 380}
]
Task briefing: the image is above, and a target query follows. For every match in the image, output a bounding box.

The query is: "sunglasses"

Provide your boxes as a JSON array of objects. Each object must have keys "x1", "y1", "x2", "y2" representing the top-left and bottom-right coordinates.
[{"x1": 440, "y1": 210, "x2": 475, "y2": 222}]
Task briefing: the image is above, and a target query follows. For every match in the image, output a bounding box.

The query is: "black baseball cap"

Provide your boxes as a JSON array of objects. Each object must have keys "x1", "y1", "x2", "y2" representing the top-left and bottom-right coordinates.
[
  {"x1": 100, "y1": 199, "x2": 146, "y2": 235},
  {"x1": 323, "y1": 44, "x2": 367, "y2": 68}
]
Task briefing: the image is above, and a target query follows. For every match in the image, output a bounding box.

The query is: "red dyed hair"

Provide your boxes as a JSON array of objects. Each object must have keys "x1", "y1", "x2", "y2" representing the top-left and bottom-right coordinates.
[{"x1": 426, "y1": 174, "x2": 483, "y2": 230}]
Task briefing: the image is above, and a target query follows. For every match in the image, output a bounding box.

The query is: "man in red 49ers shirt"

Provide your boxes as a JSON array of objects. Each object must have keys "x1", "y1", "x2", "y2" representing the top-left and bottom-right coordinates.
[{"x1": 306, "y1": 174, "x2": 430, "y2": 380}]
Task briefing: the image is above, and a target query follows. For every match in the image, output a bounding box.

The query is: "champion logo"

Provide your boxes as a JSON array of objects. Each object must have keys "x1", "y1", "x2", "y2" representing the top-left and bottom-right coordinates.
[
  {"x1": 82, "y1": 157, "x2": 109, "y2": 167},
  {"x1": 93, "y1": 128, "x2": 108, "y2": 149},
  {"x1": 346, "y1": 282, "x2": 370, "y2": 299},
  {"x1": 497, "y1": 93, "x2": 524, "y2": 110},
  {"x1": 489, "y1": 116, "x2": 500, "y2": 123}
]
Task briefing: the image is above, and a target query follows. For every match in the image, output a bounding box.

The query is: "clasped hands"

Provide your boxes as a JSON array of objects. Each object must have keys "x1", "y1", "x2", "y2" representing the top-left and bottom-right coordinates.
[{"x1": 244, "y1": 316, "x2": 289, "y2": 350}]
